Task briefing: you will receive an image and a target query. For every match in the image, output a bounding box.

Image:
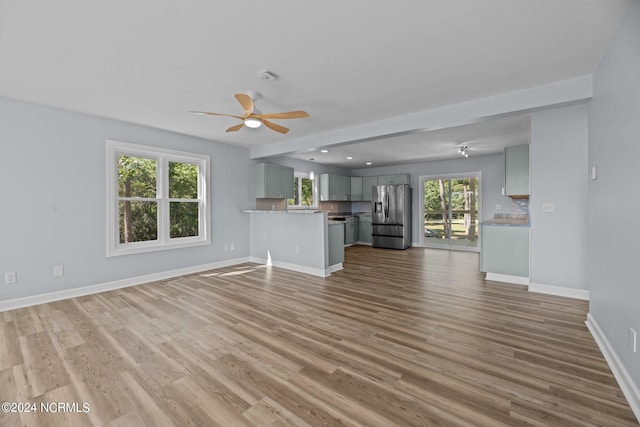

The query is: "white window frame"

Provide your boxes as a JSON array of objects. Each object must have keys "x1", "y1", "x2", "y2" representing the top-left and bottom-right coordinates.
[
  {"x1": 106, "y1": 140, "x2": 211, "y2": 257},
  {"x1": 288, "y1": 171, "x2": 318, "y2": 210}
]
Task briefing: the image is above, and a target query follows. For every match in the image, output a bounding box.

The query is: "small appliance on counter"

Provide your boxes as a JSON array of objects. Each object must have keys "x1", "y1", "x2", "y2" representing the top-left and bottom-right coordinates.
[{"x1": 372, "y1": 184, "x2": 412, "y2": 249}]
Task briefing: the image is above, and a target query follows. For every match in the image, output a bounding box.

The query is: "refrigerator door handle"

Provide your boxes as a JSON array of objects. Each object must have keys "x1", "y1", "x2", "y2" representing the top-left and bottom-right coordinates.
[{"x1": 384, "y1": 196, "x2": 389, "y2": 219}]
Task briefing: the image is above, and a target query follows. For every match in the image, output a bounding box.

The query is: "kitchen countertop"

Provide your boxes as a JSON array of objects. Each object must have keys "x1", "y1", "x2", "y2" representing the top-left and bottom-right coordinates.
[
  {"x1": 242, "y1": 210, "x2": 326, "y2": 214},
  {"x1": 482, "y1": 218, "x2": 530, "y2": 227}
]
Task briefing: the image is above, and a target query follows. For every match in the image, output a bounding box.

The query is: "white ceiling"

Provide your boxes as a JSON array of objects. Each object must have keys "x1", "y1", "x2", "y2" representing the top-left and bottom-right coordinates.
[{"x1": 0, "y1": 1, "x2": 630, "y2": 165}]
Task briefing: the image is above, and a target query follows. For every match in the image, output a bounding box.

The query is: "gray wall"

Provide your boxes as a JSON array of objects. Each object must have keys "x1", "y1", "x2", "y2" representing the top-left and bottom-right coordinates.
[
  {"x1": 351, "y1": 153, "x2": 513, "y2": 244},
  {"x1": 530, "y1": 105, "x2": 588, "y2": 290},
  {"x1": 588, "y1": 1, "x2": 640, "y2": 386},
  {"x1": 0, "y1": 96, "x2": 254, "y2": 302}
]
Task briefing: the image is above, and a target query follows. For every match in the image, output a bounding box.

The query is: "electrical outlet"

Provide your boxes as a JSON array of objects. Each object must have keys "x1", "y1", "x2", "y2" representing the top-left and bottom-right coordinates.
[
  {"x1": 230, "y1": 243, "x2": 235, "y2": 251},
  {"x1": 53, "y1": 265, "x2": 64, "y2": 277},
  {"x1": 4, "y1": 272, "x2": 17, "y2": 284},
  {"x1": 630, "y1": 328, "x2": 637, "y2": 353},
  {"x1": 495, "y1": 204, "x2": 502, "y2": 211}
]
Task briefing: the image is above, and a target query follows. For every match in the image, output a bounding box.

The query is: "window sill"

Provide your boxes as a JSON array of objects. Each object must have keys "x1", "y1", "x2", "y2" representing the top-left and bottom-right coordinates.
[{"x1": 107, "y1": 238, "x2": 210, "y2": 257}]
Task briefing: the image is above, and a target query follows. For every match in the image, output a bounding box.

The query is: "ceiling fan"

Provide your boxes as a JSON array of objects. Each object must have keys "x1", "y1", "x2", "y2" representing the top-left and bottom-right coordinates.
[{"x1": 191, "y1": 93, "x2": 310, "y2": 134}]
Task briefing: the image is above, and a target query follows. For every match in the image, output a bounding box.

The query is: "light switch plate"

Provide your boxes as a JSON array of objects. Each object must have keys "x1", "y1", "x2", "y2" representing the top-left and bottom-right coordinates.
[{"x1": 542, "y1": 202, "x2": 555, "y2": 213}]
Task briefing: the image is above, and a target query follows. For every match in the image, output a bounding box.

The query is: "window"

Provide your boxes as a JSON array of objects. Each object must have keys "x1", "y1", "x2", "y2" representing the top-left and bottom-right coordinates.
[
  {"x1": 106, "y1": 140, "x2": 210, "y2": 257},
  {"x1": 288, "y1": 172, "x2": 317, "y2": 208}
]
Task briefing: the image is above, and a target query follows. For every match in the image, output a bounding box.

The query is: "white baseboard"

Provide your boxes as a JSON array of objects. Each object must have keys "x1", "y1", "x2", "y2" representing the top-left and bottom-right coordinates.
[
  {"x1": 0, "y1": 257, "x2": 251, "y2": 313},
  {"x1": 328, "y1": 263, "x2": 343, "y2": 273},
  {"x1": 529, "y1": 282, "x2": 590, "y2": 300},
  {"x1": 485, "y1": 272, "x2": 530, "y2": 286},
  {"x1": 586, "y1": 313, "x2": 640, "y2": 422},
  {"x1": 249, "y1": 257, "x2": 331, "y2": 277}
]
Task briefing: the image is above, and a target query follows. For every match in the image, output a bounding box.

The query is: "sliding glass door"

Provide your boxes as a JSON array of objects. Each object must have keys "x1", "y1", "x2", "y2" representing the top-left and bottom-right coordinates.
[{"x1": 420, "y1": 173, "x2": 480, "y2": 251}]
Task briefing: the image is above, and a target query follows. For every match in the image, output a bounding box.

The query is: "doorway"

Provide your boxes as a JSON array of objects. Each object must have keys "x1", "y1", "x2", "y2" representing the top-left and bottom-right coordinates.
[{"x1": 419, "y1": 173, "x2": 481, "y2": 251}]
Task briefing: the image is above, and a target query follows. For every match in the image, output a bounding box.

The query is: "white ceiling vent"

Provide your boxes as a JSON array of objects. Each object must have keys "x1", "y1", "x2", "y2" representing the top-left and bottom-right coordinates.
[{"x1": 258, "y1": 70, "x2": 278, "y2": 81}]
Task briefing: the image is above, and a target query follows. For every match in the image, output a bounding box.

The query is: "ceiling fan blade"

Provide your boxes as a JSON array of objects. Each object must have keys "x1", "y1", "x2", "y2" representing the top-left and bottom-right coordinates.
[
  {"x1": 226, "y1": 123, "x2": 245, "y2": 132},
  {"x1": 190, "y1": 111, "x2": 244, "y2": 120},
  {"x1": 234, "y1": 93, "x2": 254, "y2": 116},
  {"x1": 252, "y1": 111, "x2": 310, "y2": 119},
  {"x1": 262, "y1": 120, "x2": 289, "y2": 134}
]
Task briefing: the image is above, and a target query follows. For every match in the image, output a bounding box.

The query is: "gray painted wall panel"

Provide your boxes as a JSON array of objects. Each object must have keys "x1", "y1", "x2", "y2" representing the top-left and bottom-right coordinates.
[
  {"x1": 588, "y1": 1, "x2": 640, "y2": 387},
  {"x1": 530, "y1": 105, "x2": 588, "y2": 289},
  {"x1": 0, "y1": 97, "x2": 253, "y2": 301}
]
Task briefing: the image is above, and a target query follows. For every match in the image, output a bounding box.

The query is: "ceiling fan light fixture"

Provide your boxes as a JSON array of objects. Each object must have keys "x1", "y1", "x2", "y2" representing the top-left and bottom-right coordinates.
[
  {"x1": 458, "y1": 145, "x2": 470, "y2": 158},
  {"x1": 244, "y1": 117, "x2": 262, "y2": 128}
]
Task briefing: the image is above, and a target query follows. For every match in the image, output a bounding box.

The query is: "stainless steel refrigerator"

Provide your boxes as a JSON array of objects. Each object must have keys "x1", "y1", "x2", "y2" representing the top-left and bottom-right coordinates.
[{"x1": 372, "y1": 184, "x2": 412, "y2": 249}]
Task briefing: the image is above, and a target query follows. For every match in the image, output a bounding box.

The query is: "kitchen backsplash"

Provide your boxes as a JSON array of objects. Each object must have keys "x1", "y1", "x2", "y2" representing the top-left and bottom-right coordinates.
[
  {"x1": 318, "y1": 201, "x2": 354, "y2": 213},
  {"x1": 256, "y1": 199, "x2": 287, "y2": 211},
  {"x1": 494, "y1": 199, "x2": 529, "y2": 219}
]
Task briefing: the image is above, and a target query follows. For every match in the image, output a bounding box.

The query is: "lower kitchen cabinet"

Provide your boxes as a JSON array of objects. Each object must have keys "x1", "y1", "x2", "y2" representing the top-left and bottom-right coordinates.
[
  {"x1": 344, "y1": 217, "x2": 358, "y2": 245},
  {"x1": 358, "y1": 216, "x2": 372, "y2": 244},
  {"x1": 480, "y1": 225, "x2": 529, "y2": 277},
  {"x1": 328, "y1": 223, "x2": 345, "y2": 266}
]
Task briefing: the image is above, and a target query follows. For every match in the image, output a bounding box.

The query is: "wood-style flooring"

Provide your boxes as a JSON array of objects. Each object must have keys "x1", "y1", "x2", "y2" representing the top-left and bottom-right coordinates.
[{"x1": 0, "y1": 246, "x2": 637, "y2": 426}]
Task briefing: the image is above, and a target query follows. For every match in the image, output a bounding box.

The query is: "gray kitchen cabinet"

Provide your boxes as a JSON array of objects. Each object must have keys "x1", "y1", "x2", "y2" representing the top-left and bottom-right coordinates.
[
  {"x1": 344, "y1": 217, "x2": 358, "y2": 245},
  {"x1": 377, "y1": 174, "x2": 410, "y2": 185},
  {"x1": 338, "y1": 175, "x2": 350, "y2": 201},
  {"x1": 256, "y1": 163, "x2": 294, "y2": 199},
  {"x1": 357, "y1": 215, "x2": 372, "y2": 244},
  {"x1": 504, "y1": 145, "x2": 530, "y2": 197},
  {"x1": 480, "y1": 225, "x2": 529, "y2": 277},
  {"x1": 328, "y1": 223, "x2": 345, "y2": 266},
  {"x1": 319, "y1": 174, "x2": 331, "y2": 201},
  {"x1": 319, "y1": 173, "x2": 351, "y2": 201},
  {"x1": 362, "y1": 176, "x2": 378, "y2": 201},
  {"x1": 350, "y1": 177, "x2": 363, "y2": 201}
]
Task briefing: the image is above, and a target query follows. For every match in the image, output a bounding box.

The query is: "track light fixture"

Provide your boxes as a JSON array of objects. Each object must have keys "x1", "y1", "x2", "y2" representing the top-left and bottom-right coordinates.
[{"x1": 458, "y1": 145, "x2": 470, "y2": 158}]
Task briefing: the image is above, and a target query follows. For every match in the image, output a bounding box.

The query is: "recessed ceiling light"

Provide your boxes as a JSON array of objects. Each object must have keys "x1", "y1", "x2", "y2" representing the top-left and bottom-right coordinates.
[
  {"x1": 320, "y1": 149, "x2": 329, "y2": 153},
  {"x1": 347, "y1": 156, "x2": 353, "y2": 160},
  {"x1": 366, "y1": 162, "x2": 372, "y2": 166}
]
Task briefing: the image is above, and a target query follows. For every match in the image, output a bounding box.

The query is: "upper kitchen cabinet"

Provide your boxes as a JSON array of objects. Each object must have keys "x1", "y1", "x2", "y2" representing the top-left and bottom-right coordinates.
[
  {"x1": 362, "y1": 176, "x2": 378, "y2": 201},
  {"x1": 256, "y1": 163, "x2": 295, "y2": 199},
  {"x1": 350, "y1": 177, "x2": 363, "y2": 201},
  {"x1": 319, "y1": 173, "x2": 350, "y2": 201},
  {"x1": 377, "y1": 174, "x2": 410, "y2": 185},
  {"x1": 504, "y1": 145, "x2": 530, "y2": 198}
]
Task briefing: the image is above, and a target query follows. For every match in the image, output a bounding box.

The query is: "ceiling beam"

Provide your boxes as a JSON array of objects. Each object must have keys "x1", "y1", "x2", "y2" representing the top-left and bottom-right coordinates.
[{"x1": 250, "y1": 75, "x2": 592, "y2": 160}]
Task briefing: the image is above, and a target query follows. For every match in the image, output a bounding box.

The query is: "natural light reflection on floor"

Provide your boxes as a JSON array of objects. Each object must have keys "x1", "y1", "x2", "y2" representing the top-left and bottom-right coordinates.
[{"x1": 201, "y1": 264, "x2": 265, "y2": 278}]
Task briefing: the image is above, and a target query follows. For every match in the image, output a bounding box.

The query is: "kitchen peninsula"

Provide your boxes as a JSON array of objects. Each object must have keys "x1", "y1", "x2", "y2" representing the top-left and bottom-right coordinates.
[{"x1": 244, "y1": 210, "x2": 344, "y2": 277}]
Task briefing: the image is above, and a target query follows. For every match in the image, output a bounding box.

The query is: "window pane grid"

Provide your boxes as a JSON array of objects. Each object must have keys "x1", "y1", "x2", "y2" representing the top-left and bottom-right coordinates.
[{"x1": 107, "y1": 140, "x2": 210, "y2": 256}]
